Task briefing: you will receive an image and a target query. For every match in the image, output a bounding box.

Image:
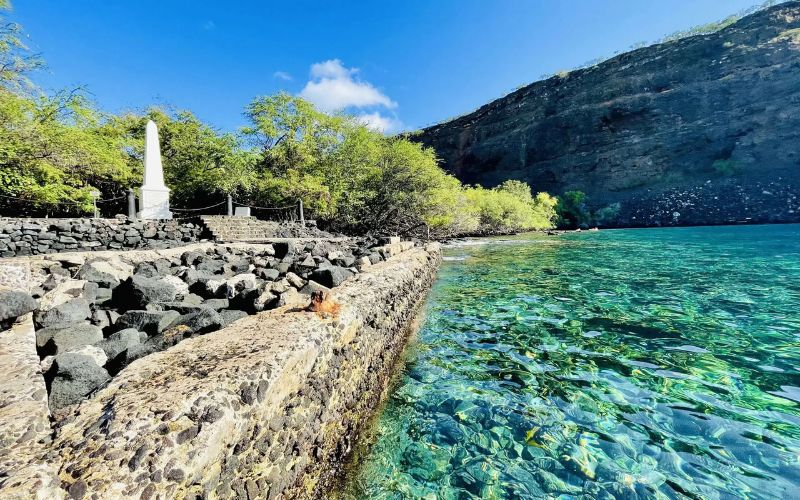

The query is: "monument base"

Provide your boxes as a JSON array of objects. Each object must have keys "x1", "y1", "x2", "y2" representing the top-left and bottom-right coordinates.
[{"x1": 138, "y1": 187, "x2": 173, "y2": 220}]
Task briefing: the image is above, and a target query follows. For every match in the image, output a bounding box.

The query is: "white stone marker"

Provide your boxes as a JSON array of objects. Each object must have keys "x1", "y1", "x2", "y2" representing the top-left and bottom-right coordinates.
[{"x1": 138, "y1": 120, "x2": 173, "y2": 219}]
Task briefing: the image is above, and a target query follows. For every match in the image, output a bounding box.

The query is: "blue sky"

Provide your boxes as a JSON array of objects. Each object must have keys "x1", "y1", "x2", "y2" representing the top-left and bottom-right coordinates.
[{"x1": 11, "y1": 0, "x2": 764, "y2": 133}]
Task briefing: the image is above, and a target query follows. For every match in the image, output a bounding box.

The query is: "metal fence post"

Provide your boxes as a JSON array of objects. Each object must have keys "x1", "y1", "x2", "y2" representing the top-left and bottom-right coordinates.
[
  {"x1": 298, "y1": 199, "x2": 304, "y2": 225},
  {"x1": 127, "y1": 188, "x2": 137, "y2": 220},
  {"x1": 227, "y1": 194, "x2": 233, "y2": 216}
]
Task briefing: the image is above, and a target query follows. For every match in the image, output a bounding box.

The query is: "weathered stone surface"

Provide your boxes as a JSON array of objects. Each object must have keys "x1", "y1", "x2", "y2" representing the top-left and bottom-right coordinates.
[
  {"x1": 276, "y1": 287, "x2": 305, "y2": 308},
  {"x1": 76, "y1": 259, "x2": 133, "y2": 288},
  {"x1": 299, "y1": 280, "x2": 331, "y2": 297},
  {"x1": 218, "y1": 309, "x2": 248, "y2": 327},
  {"x1": 94, "y1": 328, "x2": 141, "y2": 361},
  {"x1": 119, "y1": 275, "x2": 177, "y2": 309},
  {"x1": 310, "y1": 266, "x2": 354, "y2": 288},
  {"x1": 0, "y1": 314, "x2": 63, "y2": 499},
  {"x1": 0, "y1": 290, "x2": 37, "y2": 322},
  {"x1": 414, "y1": 3, "x2": 800, "y2": 227},
  {"x1": 115, "y1": 310, "x2": 180, "y2": 336},
  {"x1": 47, "y1": 244, "x2": 441, "y2": 498},
  {"x1": 172, "y1": 308, "x2": 223, "y2": 335},
  {"x1": 34, "y1": 298, "x2": 91, "y2": 328},
  {"x1": 35, "y1": 323, "x2": 103, "y2": 356},
  {"x1": 48, "y1": 353, "x2": 110, "y2": 410}
]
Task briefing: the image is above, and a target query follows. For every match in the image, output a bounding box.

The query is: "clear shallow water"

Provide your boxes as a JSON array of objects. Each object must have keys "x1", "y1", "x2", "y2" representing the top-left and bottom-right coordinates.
[{"x1": 341, "y1": 225, "x2": 800, "y2": 499}]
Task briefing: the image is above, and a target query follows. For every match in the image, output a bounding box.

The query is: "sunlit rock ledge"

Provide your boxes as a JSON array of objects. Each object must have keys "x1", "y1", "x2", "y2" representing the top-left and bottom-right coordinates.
[{"x1": 1, "y1": 242, "x2": 440, "y2": 499}]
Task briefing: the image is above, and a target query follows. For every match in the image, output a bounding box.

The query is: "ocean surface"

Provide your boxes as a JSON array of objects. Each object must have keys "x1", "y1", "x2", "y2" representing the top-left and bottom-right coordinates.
[{"x1": 340, "y1": 224, "x2": 800, "y2": 499}]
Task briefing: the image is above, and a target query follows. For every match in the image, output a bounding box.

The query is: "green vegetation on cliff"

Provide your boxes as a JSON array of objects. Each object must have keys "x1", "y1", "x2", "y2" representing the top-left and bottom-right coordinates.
[{"x1": 0, "y1": 2, "x2": 556, "y2": 235}]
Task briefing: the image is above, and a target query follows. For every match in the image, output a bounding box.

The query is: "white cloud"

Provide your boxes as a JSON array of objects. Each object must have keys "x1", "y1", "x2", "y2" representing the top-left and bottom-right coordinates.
[
  {"x1": 357, "y1": 112, "x2": 402, "y2": 133},
  {"x1": 273, "y1": 71, "x2": 292, "y2": 81},
  {"x1": 300, "y1": 59, "x2": 397, "y2": 112},
  {"x1": 309, "y1": 59, "x2": 353, "y2": 80},
  {"x1": 202, "y1": 20, "x2": 216, "y2": 31}
]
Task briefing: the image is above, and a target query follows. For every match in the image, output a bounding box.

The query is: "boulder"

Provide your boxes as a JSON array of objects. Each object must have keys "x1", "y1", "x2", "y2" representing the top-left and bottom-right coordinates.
[
  {"x1": 256, "y1": 268, "x2": 280, "y2": 281},
  {"x1": 117, "y1": 275, "x2": 178, "y2": 309},
  {"x1": 94, "y1": 328, "x2": 141, "y2": 361},
  {"x1": 252, "y1": 289, "x2": 277, "y2": 312},
  {"x1": 82, "y1": 282, "x2": 99, "y2": 304},
  {"x1": 276, "y1": 288, "x2": 306, "y2": 308},
  {"x1": 172, "y1": 308, "x2": 223, "y2": 335},
  {"x1": 181, "y1": 250, "x2": 205, "y2": 266},
  {"x1": 133, "y1": 262, "x2": 161, "y2": 278},
  {"x1": 47, "y1": 353, "x2": 110, "y2": 410},
  {"x1": 37, "y1": 279, "x2": 86, "y2": 311},
  {"x1": 153, "y1": 302, "x2": 216, "y2": 315},
  {"x1": 219, "y1": 309, "x2": 249, "y2": 327},
  {"x1": 223, "y1": 273, "x2": 258, "y2": 298},
  {"x1": 356, "y1": 256, "x2": 372, "y2": 270},
  {"x1": 310, "y1": 266, "x2": 354, "y2": 288},
  {"x1": 91, "y1": 309, "x2": 119, "y2": 330},
  {"x1": 368, "y1": 253, "x2": 383, "y2": 264},
  {"x1": 76, "y1": 259, "x2": 133, "y2": 288},
  {"x1": 115, "y1": 310, "x2": 181, "y2": 336},
  {"x1": 285, "y1": 272, "x2": 305, "y2": 289},
  {"x1": 161, "y1": 275, "x2": 190, "y2": 298},
  {"x1": 70, "y1": 345, "x2": 108, "y2": 368},
  {"x1": 202, "y1": 298, "x2": 229, "y2": 310},
  {"x1": 0, "y1": 290, "x2": 38, "y2": 322},
  {"x1": 35, "y1": 322, "x2": 103, "y2": 356},
  {"x1": 196, "y1": 259, "x2": 225, "y2": 275},
  {"x1": 35, "y1": 298, "x2": 91, "y2": 328},
  {"x1": 273, "y1": 242, "x2": 295, "y2": 259},
  {"x1": 299, "y1": 280, "x2": 331, "y2": 297}
]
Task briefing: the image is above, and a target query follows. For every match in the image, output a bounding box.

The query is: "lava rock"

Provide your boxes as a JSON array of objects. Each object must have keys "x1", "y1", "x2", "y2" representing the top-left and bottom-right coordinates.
[
  {"x1": 117, "y1": 275, "x2": 177, "y2": 309},
  {"x1": 47, "y1": 353, "x2": 110, "y2": 410},
  {"x1": 0, "y1": 290, "x2": 38, "y2": 323},
  {"x1": 202, "y1": 298, "x2": 230, "y2": 310},
  {"x1": 310, "y1": 266, "x2": 354, "y2": 288},
  {"x1": 35, "y1": 298, "x2": 91, "y2": 328},
  {"x1": 115, "y1": 310, "x2": 181, "y2": 336},
  {"x1": 94, "y1": 328, "x2": 141, "y2": 361},
  {"x1": 35, "y1": 322, "x2": 104, "y2": 356},
  {"x1": 172, "y1": 308, "x2": 223, "y2": 335},
  {"x1": 219, "y1": 309, "x2": 249, "y2": 327}
]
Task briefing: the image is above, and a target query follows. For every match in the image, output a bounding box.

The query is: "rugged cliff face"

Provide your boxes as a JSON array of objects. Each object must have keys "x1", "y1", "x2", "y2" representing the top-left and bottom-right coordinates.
[{"x1": 415, "y1": 2, "x2": 800, "y2": 227}]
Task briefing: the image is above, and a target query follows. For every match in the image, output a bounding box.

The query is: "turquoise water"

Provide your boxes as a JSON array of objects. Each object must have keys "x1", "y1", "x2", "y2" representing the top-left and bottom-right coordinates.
[{"x1": 342, "y1": 225, "x2": 800, "y2": 499}]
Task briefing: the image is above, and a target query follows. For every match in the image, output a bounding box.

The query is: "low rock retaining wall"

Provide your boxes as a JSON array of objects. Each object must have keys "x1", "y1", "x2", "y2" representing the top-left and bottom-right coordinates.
[
  {"x1": 0, "y1": 240, "x2": 440, "y2": 498},
  {"x1": 0, "y1": 217, "x2": 207, "y2": 257}
]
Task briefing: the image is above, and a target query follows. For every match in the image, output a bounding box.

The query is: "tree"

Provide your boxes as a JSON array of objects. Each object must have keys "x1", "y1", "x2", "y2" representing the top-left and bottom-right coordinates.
[
  {"x1": 556, "y1": 190, "x2": 590, "y2": 228},
  {"x1": 0, "y1": 1, "x2": 43, "y2": 92},
  {"x1": 0, "y1": 89, "x2": 132, "y2": 215}
]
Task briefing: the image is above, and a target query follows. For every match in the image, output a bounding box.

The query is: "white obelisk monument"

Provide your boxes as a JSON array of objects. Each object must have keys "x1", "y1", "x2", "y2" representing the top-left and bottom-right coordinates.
[{"x1": 138, "y1": 120, "x2": 173, "y2": 219}]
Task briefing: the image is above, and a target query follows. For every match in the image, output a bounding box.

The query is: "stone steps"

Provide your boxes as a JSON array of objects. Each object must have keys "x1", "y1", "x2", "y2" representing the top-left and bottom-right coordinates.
[{"x1": 199, "y1": 216, "x2": 305, "y2": 242}]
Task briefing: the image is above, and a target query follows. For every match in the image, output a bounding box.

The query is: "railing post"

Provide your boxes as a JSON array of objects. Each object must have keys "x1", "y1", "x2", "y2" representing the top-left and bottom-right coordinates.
[
  {"x1": 227, "y1": 194, "x2": 233, "y2": 216},
  {"x1": 127, "y1": 188, "x2": 137, "y2": 220},
  {"x1": 298, "y1": 199, "x2": 304, "y2": 225}
]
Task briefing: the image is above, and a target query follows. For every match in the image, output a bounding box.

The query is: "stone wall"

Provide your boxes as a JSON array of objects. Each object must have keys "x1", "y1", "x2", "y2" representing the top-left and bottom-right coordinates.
[
  {"x1": 0, "y1": 241, "x2": 440, "y2": 498},
  {"x1": 0, "y1": 217, "x2": 207, "y2": 257}
]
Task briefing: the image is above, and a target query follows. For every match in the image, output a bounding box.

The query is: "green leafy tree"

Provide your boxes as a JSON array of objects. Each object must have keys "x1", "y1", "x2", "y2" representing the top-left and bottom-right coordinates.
[
  {"x1": 0, "y1": 1, "x2": 43, "y2": 92},
  {"x1": 0, "y1": 89, "x2": 132, "y2": 215},
  {"x1": 556, "y1": 190, "x2": 591, "y2": 228}
]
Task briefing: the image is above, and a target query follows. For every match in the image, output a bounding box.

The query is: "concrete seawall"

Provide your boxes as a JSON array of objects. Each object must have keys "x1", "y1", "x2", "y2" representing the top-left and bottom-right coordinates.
[{"x1": 3, "y1": 243, "x2": 440, "y2": 498}]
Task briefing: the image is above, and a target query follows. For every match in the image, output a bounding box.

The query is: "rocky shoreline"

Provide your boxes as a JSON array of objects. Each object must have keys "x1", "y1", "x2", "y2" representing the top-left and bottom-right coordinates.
[{"x1": 0, "y1": 237, "x2": 439, "y2": 498}]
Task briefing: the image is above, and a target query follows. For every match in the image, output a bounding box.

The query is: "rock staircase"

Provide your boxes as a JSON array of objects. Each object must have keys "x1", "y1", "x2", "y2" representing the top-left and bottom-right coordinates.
[
  {"x1": 198, "y1": 215, "x2": 332, "y2": 242},
  {"x1": 200, "y1": 216, "x2": 289, "y2": 242}
]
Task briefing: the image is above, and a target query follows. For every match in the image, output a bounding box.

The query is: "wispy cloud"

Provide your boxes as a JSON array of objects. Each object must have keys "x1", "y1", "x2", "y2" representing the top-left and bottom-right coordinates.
[
  {"x1": 273, "y1": 71, "x2": 293, "y2": 81},
  {"x1": 299, "y1": 59, "x2": 399, "y2": 133},
  {"x1": 202, "y1": 20, "x2": 216, "y2": 31}
]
